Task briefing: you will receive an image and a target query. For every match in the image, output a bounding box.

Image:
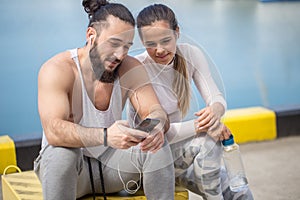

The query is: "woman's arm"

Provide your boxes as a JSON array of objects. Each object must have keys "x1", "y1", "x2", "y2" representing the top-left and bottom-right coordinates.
[
  {"x1": 166, "y1": 120, "x2": 196, "y2": 144},
  {"x1": 184, "y1": 44, "x2": 227, "y2": 139}
]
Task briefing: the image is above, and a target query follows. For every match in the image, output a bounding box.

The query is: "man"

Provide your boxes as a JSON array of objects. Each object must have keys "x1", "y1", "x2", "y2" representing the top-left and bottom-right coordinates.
[{"x1": 35, "y1": 1, "x2": 174, "y2": 199}]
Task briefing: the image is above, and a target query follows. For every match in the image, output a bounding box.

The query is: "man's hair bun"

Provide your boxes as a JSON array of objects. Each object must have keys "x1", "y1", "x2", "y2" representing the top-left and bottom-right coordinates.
[{"x1": 82, "y1": 0, "x2": 109, "y2": 18}]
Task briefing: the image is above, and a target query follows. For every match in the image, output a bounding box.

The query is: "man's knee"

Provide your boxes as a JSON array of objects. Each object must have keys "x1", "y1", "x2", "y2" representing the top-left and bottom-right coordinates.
[
  {"x1": 144, "y1": 143, "x2": 173, "y2": 171},
  {"x1": 38, "y1": 146, "x2": 82, "y2": 175}
]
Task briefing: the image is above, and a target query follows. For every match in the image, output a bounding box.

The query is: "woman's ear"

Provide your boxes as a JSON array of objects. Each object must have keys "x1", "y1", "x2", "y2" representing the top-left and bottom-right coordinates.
[{"x1": 175, "y1": 26, "x2": 180, "y2": 39}]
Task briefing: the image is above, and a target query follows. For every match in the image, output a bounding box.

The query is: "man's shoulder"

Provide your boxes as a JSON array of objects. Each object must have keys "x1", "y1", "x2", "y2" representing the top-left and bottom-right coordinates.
[
  {"x1": 43, "y1": 50, "x2": 73, "y2": 67},
  {"x1": 123, "y1": 55, "x2": 141, "y2": 66},
  {"x1": 38, "y1": 50, "x2": 76, "y2": 87},
  {"x1": 40, "y1": 51, "x2": 74, "y2": 74},
  {"x1": 118, "y1": 55, "x2": 143, "y2": 75}
]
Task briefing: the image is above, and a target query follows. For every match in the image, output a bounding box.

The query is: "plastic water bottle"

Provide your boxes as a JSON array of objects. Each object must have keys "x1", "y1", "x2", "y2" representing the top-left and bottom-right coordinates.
[{"x1": 222, "y1": 134, "x2": 248, "y2": 192}]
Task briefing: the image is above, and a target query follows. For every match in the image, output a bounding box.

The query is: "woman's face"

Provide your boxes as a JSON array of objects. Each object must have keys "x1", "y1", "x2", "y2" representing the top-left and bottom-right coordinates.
[{"x1": 140, "y1": 20, "x2": 178, "y2": 65}]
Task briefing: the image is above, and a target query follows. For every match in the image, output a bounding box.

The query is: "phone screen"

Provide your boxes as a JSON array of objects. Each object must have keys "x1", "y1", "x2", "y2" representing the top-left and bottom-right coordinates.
[{"x1": 135, "y1": 118, "x2": 160, "y2": 133}]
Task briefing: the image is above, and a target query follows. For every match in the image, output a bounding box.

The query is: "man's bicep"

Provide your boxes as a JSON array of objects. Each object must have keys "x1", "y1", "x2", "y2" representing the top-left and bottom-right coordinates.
[
  {"x1": 38, "y1": 67, "x2": 71, "y2": 129},
  {"x1": 39, "y1": 87, "x2": 70, "y2": 123},
  {"x1": 129, "y1": 84, "x2": 161, "y2": 119}
]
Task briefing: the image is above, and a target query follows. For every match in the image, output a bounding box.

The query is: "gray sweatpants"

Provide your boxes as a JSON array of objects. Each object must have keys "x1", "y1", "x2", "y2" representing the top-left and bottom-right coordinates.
[
  {"x1": 171, "y1": 135, "x2": 254, "y2": 200},
  {"x1": 34, "y1": 141, "x2": 174, "y2": 200}
]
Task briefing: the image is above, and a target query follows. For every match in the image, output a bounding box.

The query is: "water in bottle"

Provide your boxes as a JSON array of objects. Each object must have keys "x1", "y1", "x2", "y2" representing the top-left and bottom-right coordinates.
[{"x1": 222, "y1": 134, "x2": 248, "y2": 192}]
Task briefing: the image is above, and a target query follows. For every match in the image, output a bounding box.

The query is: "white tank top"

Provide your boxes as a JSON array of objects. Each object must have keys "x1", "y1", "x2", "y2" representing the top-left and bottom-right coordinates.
[{"x1": 41, "y1": 49, "x2": 123, "y2": 158}]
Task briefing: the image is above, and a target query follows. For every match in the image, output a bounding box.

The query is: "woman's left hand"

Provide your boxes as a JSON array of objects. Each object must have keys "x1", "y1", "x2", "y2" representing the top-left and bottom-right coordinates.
[
  {"x1": 194, "y1": 105, "x2": 221, "y2": 132},
  {"x1": 194, "y1": 102, "x2": 225, "y2": 140}
]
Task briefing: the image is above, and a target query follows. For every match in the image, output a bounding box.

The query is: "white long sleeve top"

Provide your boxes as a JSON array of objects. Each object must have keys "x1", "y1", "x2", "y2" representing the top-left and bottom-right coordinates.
[{"x1": 130, "y1": 43, "x2": 226, "y2": 143}]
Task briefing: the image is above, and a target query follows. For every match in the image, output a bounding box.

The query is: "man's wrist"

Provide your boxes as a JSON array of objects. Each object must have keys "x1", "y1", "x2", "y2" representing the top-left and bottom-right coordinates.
[{"x1": 103, "y1": 128, "x2": 108, "y2": 147}]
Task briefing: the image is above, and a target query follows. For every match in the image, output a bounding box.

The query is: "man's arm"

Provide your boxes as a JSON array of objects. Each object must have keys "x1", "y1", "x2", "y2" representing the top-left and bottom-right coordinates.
[
  {"x1": 119, "y1": 56, "x2": 169, "y2": 130},
  {"x1": 38, "y1": 56, "x2": 104, "y2": 147},
  {"x1": 38, "y1": 55, "x2": 146, "y2": 148},
  {"x1": 119, "y1": 56, "x2": 170, "y2": 152}
]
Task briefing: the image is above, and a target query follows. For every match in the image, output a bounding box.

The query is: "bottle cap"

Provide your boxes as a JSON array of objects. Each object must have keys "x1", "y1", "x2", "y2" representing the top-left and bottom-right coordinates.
[{"x1": 222, "y1": 134, "x2": 234, "y2": 146}]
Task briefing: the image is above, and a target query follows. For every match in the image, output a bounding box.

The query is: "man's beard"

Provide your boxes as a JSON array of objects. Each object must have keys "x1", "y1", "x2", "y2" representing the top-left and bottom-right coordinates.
[{"x1": 89, "y1": 43, "x2": 119, "y2": 83}]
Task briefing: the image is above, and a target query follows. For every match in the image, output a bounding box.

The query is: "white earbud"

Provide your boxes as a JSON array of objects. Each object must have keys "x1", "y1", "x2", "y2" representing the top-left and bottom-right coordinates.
[{"x1": 89, "y1": 35, "x2": 94, "y2": 44}]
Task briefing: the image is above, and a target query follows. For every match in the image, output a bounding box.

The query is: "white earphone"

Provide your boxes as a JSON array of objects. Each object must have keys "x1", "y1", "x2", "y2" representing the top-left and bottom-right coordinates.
[{"x1": 89, "y1": 35, "x2": 94, "y2": 44}]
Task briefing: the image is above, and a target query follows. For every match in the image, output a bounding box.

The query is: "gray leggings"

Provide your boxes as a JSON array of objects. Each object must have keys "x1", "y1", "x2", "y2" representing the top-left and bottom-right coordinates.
[
  {"x1": 34, "y1": 142, "x2": 174, "y2": 200},
  {"x1": 171, "y1": 135, "x2": 254, "y2": 200}
]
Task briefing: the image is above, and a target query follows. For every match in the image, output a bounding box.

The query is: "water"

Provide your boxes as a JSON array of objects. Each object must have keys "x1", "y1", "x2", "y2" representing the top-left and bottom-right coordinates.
[
  {"x1": 0, "y1": 0, "x2": 300, "y2": 137},
  {"x1": 230, "y1": 175, "x2": 249, "y2": 192}
]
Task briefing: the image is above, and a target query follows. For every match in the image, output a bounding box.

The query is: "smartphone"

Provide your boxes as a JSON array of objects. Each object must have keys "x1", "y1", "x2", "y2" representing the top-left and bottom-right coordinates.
[{"x1": 135, "y1": 118, "x2": 160, "y2": 133}]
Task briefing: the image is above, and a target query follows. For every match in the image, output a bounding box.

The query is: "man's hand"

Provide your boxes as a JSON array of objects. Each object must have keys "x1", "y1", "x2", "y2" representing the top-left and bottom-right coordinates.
[{"x1": 107, "y1": 120, "x2": 148, "y2": 149}]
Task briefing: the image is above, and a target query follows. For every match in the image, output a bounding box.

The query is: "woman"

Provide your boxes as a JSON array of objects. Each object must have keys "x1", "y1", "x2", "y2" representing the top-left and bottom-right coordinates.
[{"x1": 128, "y1": 4, "x2": 254, "y2": 200}]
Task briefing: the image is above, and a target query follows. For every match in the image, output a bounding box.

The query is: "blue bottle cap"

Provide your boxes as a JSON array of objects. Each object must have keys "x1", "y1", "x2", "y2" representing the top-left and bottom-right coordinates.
[{"x1": 222, "y1": 134, "x2": 234, "y2": 146}]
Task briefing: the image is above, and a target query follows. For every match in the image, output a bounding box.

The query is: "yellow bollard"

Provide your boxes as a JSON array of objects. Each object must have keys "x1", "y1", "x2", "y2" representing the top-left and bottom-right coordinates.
[
  {"x1": 222, "y1": 107, "x2": 277, "y2": 143},
  {"x1": 0, "y1": 135, "x2": 17, "y2": 174}
]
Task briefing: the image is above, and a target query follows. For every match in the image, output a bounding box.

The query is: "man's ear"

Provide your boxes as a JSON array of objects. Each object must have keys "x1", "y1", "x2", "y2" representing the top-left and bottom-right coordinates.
[{"x1": 86, "y1": 27, "x2": 97, "y2": 44}]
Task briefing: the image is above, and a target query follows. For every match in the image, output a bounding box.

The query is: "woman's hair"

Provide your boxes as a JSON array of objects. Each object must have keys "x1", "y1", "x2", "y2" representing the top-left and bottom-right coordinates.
[
  {"x1": 82, "y1": 0, "x2": 135, "y2": 30},
  {"x1": 137, "y1": 4, "x2": 191, "y2": 117}
]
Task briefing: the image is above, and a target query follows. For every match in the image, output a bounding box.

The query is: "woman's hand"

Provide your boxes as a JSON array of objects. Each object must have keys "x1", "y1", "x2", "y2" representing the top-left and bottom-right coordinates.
[
  {"x1": 194, "y1": 102, "x2": 225, "y2": 140},
  {"x1": 140, "y1": 127, "x2": 165, "y2": 153},
  {"x1": 194, "y1": 104, "x2": 223, "y2": 132}
]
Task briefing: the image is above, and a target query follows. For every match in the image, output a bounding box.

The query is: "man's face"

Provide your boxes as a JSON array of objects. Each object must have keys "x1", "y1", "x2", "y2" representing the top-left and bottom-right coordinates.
[{"x1": 89, "y1": 15, "x2": 134, "y2": 83}]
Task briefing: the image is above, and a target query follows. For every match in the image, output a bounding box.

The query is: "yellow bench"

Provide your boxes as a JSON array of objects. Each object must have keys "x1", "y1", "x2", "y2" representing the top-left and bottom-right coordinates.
[{"x1": 2, "y1": 171, "x2": 188, "y2": 200}]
